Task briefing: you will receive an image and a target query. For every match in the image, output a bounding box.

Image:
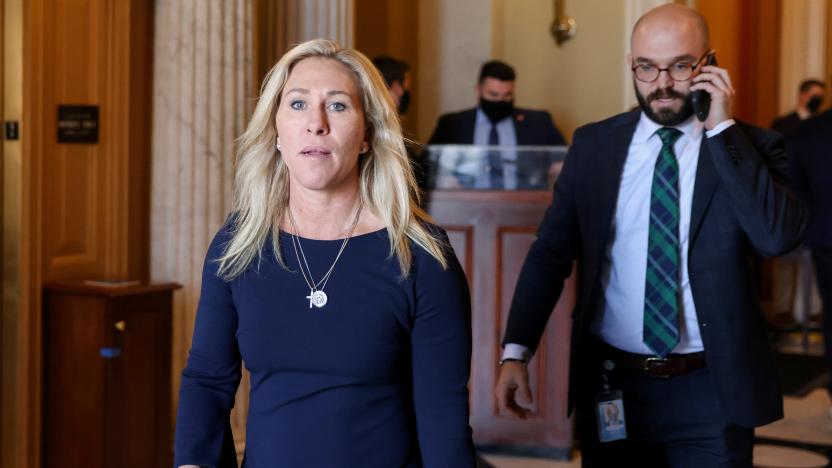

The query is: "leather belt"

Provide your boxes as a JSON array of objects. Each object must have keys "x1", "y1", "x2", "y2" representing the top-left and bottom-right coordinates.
[{"x1": 601, "y1": 344, "x2": 706, "y2": 379}]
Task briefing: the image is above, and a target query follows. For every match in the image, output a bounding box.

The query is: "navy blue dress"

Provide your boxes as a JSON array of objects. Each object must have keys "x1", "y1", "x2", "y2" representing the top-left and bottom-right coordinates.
[{"x1": 174, "y1": 221, "x2": 476, "y2": 468}]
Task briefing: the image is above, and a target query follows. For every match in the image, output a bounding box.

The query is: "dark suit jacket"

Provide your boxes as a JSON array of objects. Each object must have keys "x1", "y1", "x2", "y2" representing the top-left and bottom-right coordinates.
[
  {"x1": 504, "y1": 110, "x2": 806, "y2": 428},
  {"x1": 427, "y1": 107, "x2": 567, "y2": 146},
  {"x1": 787, "y1": 109, "x2": 832, "y2": 248},
  {"x1": 771, "y1": 111, "x2": 803, "y2": 137}
]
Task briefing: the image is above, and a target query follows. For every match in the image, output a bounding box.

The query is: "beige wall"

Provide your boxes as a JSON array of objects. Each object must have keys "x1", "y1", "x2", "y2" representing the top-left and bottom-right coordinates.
[
  {"x1": 494, "y1": 0, "x2": 628, "y2": 142},
  {"x1": 417, "y1": 0, "x2": 493, "y2": 142},
  {"x1": 417, "y1": 0, "x2": 645, "y2": 143},
  {"x1": 779, "y1": 0, "x2": 829, "y2": 114}
]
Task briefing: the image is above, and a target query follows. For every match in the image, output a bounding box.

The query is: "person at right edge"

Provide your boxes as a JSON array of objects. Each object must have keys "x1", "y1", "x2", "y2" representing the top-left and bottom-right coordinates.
[
  {"x1": 771, "y1": 79, "x2": 826, "y2": 137},
  {"x1": 786, "y1": 105, "x2": 832, "y2": 417},
  {"x1": 495, "y1": 5, "x2": 806, "y2": 468}
]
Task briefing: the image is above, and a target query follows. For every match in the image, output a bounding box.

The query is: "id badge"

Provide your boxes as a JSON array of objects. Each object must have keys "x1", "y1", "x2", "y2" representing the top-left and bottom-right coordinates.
[{"x1": 596, "y1": 389, "x2": 627, "y2": 442}]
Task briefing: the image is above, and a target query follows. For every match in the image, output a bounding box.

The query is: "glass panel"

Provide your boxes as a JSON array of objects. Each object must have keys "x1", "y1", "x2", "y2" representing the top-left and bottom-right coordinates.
[{"x1": 424, "y1": 145, "x2": 569, "y2": 191}]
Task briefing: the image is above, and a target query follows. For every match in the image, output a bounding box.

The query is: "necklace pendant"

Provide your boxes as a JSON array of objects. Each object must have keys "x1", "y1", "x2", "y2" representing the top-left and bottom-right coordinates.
[{"x1": 307, "y1": 290, "x2": 328, "y2": 308}]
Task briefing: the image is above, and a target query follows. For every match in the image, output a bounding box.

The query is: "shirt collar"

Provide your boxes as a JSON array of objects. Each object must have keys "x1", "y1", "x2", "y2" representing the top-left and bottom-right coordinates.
[
  {"x1": 632, "y1": 111, "x2": 704, "y2": 144},
  {"x1": 476, "y1": 108, "x2": 489, "y2": 125}
]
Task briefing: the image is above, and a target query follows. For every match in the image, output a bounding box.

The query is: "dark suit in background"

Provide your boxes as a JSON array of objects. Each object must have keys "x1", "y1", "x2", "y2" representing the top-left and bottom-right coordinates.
[
  {"x1": 428, "y1": 107, "x2": 566, "y2": 146},
  {"x1": 504, "y1": 110, "x2": 805, "y2": 465},
  {"x1": 771, "y1": 111, "x2": 803, "y2": 137},
  {"x1": 787, "y1": 109, "x2": 832, "y2": 395}
]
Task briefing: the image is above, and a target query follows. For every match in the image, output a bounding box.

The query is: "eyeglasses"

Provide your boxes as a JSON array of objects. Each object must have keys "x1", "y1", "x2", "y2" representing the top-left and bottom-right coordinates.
[{"x1": 631, "y1": 51, "x2": 712, "y2": 83}]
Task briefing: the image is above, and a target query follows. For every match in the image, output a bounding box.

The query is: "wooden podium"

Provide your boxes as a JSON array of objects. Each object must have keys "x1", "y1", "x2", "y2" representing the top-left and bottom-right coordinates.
[
  {"x1": 43, "y1": 281, "x2": 180, "y2": 468},
  {"x1": 429, "y1": 190, "x2": 576, "y2": 459}
]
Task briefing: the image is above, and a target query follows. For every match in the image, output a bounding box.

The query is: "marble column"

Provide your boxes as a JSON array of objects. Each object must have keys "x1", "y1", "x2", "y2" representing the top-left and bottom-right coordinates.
[
  {"x1": 621, "y1": 0, "x2": 678, "y2": 111},
  {"x1": 150, "y1": 0, "x2": 254, "y2": 453},
  {"x1": 778, "y1": 0, "x2": 828, "y2": 114},
  {"x1": 288, "y1": 0, "x2": 354, "y2": 47},
  {"x1": 152, "y1": 0, "x2": 357, "y2": 457},
  {"x1": 777, "y1": 0, "x2": 826, "y2": 320}
]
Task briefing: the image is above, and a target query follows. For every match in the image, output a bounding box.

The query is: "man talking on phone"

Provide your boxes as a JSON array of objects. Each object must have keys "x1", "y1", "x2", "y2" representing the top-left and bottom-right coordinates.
[{"x1": 495, "y1": 4, "x2": 806, "y2": 467}]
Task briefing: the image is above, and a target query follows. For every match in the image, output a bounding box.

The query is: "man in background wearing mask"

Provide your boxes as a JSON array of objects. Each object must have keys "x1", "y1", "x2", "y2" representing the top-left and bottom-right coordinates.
[
  {"x1": 372, "y1": 55, "x2": 430, "y2": 200},
  {"x1": 427, "y1": 60, "x2": 566, "y2": 189},
  {"x1": 771, "y1": 79, "x2": 826, "y2": 136},
  {"x1": 372, "y1": 55, "x2": 412, "y2": 116},
  {"x1": 428, "y1": 60, "x2": 566, "y2": 147}
]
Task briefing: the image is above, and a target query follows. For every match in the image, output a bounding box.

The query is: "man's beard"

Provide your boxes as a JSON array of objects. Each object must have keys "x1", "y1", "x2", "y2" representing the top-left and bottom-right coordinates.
[{"x1": 634, "y1": 82, "x2": 694, "y2": 126}]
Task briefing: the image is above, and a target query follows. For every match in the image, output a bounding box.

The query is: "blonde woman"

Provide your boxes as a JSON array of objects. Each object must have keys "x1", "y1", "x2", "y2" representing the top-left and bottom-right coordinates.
[{"x1": 174, "y1": 39, "x2": 475, "y2": 468}]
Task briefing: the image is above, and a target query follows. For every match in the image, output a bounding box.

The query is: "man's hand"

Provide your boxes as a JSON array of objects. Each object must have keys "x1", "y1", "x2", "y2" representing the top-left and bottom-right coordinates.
[
  {"x1": 691, "y1": 64, "x2": 735, "y2": 130},
  {"x1": 495, "y1": 361, "x2": 533, "y2": 419}
]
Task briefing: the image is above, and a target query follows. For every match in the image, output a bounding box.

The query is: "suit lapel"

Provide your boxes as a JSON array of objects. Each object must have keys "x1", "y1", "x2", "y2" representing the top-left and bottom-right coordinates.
[
  {"x1": 591, "y1": 112, "x2": 640, "y2": 273},
  {"x1": 461, "y1": 109, "x2": 477, "y2": 144},
  {"x1": 513, "y1": 110, "x2": 529, "y2": 145},
  {"x1": 689, "y1": 136, "x2": 719, "y2": 246}
]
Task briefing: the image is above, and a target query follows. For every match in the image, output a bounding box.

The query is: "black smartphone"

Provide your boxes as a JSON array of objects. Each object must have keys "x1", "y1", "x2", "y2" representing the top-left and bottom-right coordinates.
[{"x1": 691, "y1": 54, "x2": 717, "y2": 122}]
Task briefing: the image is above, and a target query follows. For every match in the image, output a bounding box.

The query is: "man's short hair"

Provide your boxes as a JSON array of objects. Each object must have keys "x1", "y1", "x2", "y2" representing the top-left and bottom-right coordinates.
[
  {"x1": 372, "y1": 55, "x2": 409, "y2": 88},
  {"x1": 799, "y1": 79, "x2": 827, "y2": 94},
  {"x1": 478, "y1": 60, "x2": 516, "y2": 84}
]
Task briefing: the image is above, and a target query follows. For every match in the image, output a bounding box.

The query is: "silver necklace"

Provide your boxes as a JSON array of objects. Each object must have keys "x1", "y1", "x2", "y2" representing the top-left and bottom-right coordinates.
[{"x1": 287, "y1": 202, "x2": 363, "y2": 309}]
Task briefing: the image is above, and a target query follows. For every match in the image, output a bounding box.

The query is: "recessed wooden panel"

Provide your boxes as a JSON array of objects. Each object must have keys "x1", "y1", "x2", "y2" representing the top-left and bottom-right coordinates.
[
  {"x1": 43, "y1": 293, "x2": 106, "y2": 468},
  {"x1": 43, "y1": 282, "x2": 176, "y2": 468},
  {"x1": 18, "y1": 1, "x2": 155, "y2": 466},
  {"x1": 43, "y1": 0, "x2": 103, "y2": 277},
  {"x1": 36, "y1": 0, "x2": 152, "y2": 282},
  {"x1": 496, "y1": 228, "x2": 543, "y2": 417},
  {"x1": 428, "y1": 190, "x2": 575, "y2": 453}
]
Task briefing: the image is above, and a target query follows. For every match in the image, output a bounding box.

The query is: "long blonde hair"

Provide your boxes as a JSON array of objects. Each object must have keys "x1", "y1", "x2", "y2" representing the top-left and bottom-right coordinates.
[{"x1": 217, "y1": 39, "x2": 447, "y2": 279}]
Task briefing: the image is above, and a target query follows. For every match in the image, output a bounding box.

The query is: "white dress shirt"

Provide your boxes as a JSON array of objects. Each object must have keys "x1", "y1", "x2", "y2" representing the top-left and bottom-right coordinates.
[{"x1": 503, "y1": 114, "x2": 735, "y2": 361}]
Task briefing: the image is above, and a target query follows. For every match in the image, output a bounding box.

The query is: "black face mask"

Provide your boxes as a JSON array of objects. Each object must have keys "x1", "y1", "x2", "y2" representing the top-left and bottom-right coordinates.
[
  {"x1": 807, "y1": 95, "x2": 824, "y2": 114},
  {"x1": 398, "y1": 89, "x2": 411, "y2": 116},
  {"x1": 479, "y1": 98, "x2": 514, "y2": 124}
]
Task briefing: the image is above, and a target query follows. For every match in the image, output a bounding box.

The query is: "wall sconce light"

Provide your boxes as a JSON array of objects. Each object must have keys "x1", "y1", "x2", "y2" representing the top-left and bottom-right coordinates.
[{"x1": 551, "y1": 0, "x2": 577, "y2": 46}]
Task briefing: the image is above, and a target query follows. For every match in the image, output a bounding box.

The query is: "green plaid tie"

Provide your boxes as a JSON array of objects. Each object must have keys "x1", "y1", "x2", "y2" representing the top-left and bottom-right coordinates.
[{"x1": 643, "y1": 127, "x2": 682, "y2": 357}]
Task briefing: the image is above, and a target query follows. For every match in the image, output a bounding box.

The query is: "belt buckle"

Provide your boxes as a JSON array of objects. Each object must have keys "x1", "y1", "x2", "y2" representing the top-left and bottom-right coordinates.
[{"x1": 644, "y1": 357, "x2": 673, "y2": 378}]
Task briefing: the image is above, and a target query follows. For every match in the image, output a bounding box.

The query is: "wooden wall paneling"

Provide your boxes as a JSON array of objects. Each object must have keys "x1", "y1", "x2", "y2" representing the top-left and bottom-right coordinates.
[
  {"x1": 697, "y1": 0, "x2": 783, "y2": 126},
  {"x1": 44, "y1": 0, "x2": 100, "y2": 280},
  {"x1": 124, "y1": 0, "x2": 153, "y2": 281},
  {"x1": 0, "y1": 2, "x2": 24, "y2": 465},
  {"x1": 354, "y1": 0, "x2": 389, "y2": 59},
  {"x1": 0, "y1": 0, "x2": 5, "y2": 461},
  {"x1": 738, "y1": 0, "x2": 781, "y2": 128},
  {"x1": 104, "y1": 292, "x2": 172, "y2": 467},
  {"x1": 43, "y1": 293, "x2": 107, "y2": 468},
  {"x1": 20, "y1": 0, "x2": 47, "y2": 464},
  {"x1": 353, "y1": 0, "x2": 420, "y2": 136},
  {"x1": 496, "y1": 228, "x2": 544, "y2": 418},
  {"x1": 43, "y1": 283, "x2": 176, "y2": 468},
  {"x1": 18, "y1": 0, "x2": 155, "y2": 465},
  {"x1": 41, "y1": 0, "x2": 152, "y2": 282},
  {"x1": 428, "y1": 190, "x2": 574, "y2": 455}
]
